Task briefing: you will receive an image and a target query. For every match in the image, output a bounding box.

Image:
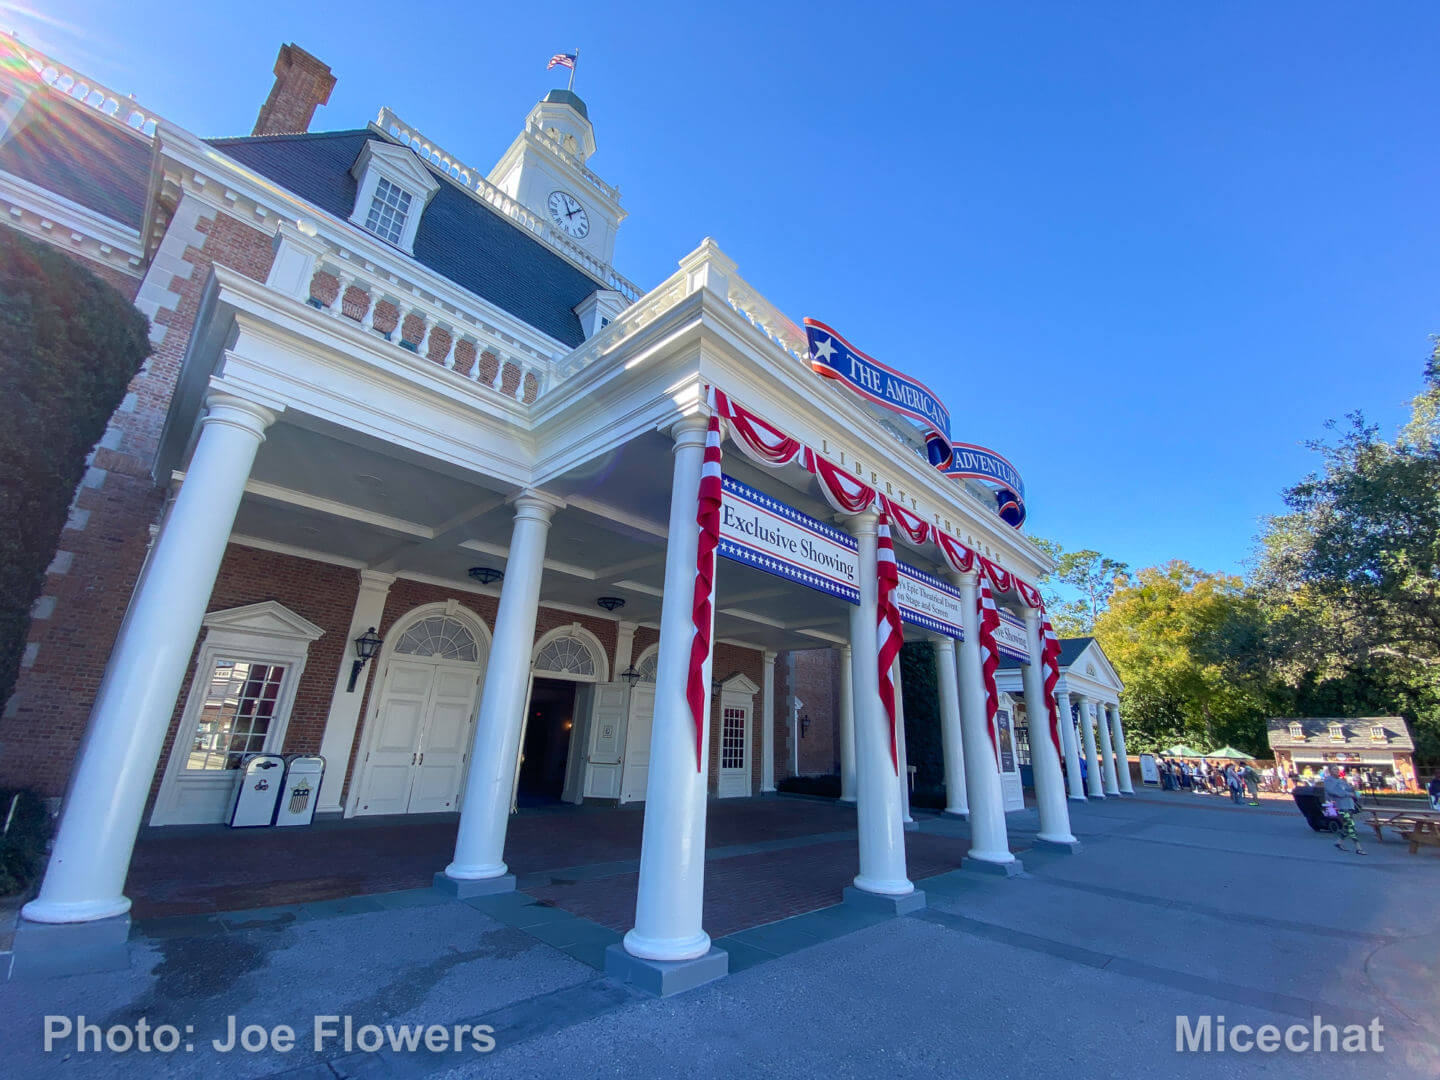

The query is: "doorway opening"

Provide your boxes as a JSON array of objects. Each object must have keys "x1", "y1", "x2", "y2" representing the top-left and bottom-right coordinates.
[{"x1": 518, "y1": 677, "x2": 578, "y2": 805}]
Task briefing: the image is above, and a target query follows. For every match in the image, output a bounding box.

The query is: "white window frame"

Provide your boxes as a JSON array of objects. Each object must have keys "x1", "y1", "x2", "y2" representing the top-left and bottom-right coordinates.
[
  {"x1": 349, "y1": 139, "x2": 440, "y2": 255},
  {"x1": 1329, "y1": 723, "x2": 1345, "y2": 742},
  {"x1": 1289, "y1": 722, "x2": 1304, "y2": 739},
  {"x1": 530, "y1": 623, "x2": 611, "y2": 684},
  {"x1": 151, "y1": 602, "x2": 324, "y2": 826}
]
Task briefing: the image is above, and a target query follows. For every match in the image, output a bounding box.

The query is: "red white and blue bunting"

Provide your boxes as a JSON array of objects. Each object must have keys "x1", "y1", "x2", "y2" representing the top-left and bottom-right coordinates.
[{"x1": 691, "y1": 387, "x2": 1061, "y2": 777}]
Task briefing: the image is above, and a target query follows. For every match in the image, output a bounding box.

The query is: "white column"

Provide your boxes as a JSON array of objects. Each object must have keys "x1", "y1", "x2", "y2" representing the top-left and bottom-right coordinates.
[
  {"x1": 933, "y1": 636, "x2": 968, "y2": 817},
  {"x1": 955, "y1": 571, "x2": 1014, "y2": 866},
  {"x1": 445, "y1": 491, "x2": 560, "y2": 882},
  {"x1": 23, "y1": 393, "x2": 276, "y2": 924},
  {"x1": 838, "y1": 644, "x2": 856, "y2": 803},
  {"x1": 317, "y1": 569, "x2": 395, "y2": 813},
  {"x1": 760, "y1": 651, "x2": 776, "y2": 792},
  {"x1": 1077, "y1": 695, "x2": 1104, "y2": 798},
  {"x1": 893, "y1": 657, "x2": 913, "y2": 824},
  {"x1": 625, "y1": 415, "x2": 717, "y2": 960},
  {"x1": 1097, "y1": 699, "x2": 1121, "y2": 795},
  {"x1": 1021, "y1": 611, "x2": 1076, "y2": 845},
  {"x1": 1111, "y1": 705, "x2": 1134, "y2": 794},
  {"x1": 848, "y1": 512, "x2": 913, "y2": 895},
  {"x1": 1058, "y1": 689, "x2": 1086, "y2": 801}
]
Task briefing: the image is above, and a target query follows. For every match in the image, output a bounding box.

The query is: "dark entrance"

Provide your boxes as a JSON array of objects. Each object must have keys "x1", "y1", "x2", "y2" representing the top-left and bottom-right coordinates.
[{"x1": 517, "y1": 677, "x2": 577, "y2": 805}]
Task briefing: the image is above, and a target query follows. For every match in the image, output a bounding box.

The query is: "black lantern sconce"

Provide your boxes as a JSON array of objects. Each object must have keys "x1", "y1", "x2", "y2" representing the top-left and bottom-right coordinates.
[
  {"x1": 620, "y1": 663, "x2": 641, "y2": 688},
  {"x1": 348, "y1": 627, "x2": 384, "y2": 692},
  {"x1": 800, "y1": 713, "x2": 811, "y2": 738},
  {"x1": 596, "y1": 596, "x2": 626, "y2": 612},
  {"x1": 468, "y1": 566, "x2": 504, "y2": 587}
]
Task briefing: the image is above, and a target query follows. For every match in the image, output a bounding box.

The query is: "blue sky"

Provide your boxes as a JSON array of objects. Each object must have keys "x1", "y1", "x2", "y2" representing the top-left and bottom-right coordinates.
[{"x1": 9, "y1": 1, "x2": 1437, "y2": 578}]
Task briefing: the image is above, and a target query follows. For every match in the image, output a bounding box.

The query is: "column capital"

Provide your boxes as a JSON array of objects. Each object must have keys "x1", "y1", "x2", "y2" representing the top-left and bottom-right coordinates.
[
  {"x1": 202, "y1": 392, "x2": 278, "y2": 439},
  {"x1": 669, "y1": 412, "x2": 712, "y2": 449},
  {"x1": 509, "y1": 488, "x2": 565, "y2": 522},
  {"x1": 762, "y1": 650, "x2": 776, "y2": 666},
  {"x1": 358, "y1": 569, "x2": 397, "y2": 590},
  {"x1": 844, "y1": 510, "x2": 879, "y2": 537},
  {"x1": 839, "y1": 643, "x2": 852, "y2": 659}
]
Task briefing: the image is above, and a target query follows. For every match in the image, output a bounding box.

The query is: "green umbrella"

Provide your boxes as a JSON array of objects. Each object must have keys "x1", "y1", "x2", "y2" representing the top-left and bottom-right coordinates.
[
  {"x1": 1162, "y1": 743, "x2": 1205, "y2": 758},
  {"x1": 1207, "y1": 746, "x2": 1252, "y2": 760}
]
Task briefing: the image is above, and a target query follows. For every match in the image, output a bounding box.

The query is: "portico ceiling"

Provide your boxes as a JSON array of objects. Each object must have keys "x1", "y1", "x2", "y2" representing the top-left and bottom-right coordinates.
[{"x1": 220, "y1": 415, "x2": 911, "y2": 653}]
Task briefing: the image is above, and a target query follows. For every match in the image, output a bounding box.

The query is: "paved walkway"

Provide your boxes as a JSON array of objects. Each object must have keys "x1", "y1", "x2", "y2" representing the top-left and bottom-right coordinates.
[{"x1": 5, "y1": 790, "x2": 1438, "y2": 1078}]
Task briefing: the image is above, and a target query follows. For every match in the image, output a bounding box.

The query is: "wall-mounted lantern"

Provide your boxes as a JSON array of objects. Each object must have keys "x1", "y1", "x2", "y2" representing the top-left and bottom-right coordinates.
[{"x1": 348, "y1": 627, "x2": 383, "y2": 692}]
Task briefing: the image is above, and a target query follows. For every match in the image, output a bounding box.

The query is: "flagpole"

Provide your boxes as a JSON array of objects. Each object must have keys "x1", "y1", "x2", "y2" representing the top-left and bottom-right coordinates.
[{"x1": 567, "y1": 48, "x2": 579, "y2": 92}]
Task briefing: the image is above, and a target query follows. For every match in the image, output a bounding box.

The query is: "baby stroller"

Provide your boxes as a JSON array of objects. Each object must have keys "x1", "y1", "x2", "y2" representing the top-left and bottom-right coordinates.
[{"x1": 1291, "y1": 784, "x2": 1340, "y2": 833}]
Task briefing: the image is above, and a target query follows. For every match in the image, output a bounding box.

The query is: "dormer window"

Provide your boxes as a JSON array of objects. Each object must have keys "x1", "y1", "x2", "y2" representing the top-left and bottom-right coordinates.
[
  {"x1": 364, "y1": 178, "x2": 412, "y2": 245},
  {"x1": 1288, "y1": 722, "x2": 1303, "y2": 739},
  {"x1": 348, "y1": 139, "x2": 440, "y2": 255},
  {"x1": 1328, "y1": 723, "x2": 1344, "y2": 742},
  {"x1": 1371, "y1": 725, "x2": 1386, "y2": 742}
]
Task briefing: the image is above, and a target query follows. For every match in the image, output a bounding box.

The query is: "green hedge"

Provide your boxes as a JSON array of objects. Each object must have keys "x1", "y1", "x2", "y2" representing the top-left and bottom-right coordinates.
[
  {"x1": 0, "y1": 226, "x2": 150, "y2": 711},
  {"x1": 0, "y1": 789, "x2": 52, "y2": 896}
]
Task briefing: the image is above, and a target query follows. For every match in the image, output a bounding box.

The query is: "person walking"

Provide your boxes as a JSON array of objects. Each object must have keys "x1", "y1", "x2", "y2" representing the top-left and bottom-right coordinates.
[
  {"x1": 1243, "y1": 764, "x2": 1261, "y2": 805},
  {"x1": 1323, "y1": 765, "x2": 1366, "y2": 855},
  {"x1": 1428, "y1": 773, "x2": 1440, "y2": 811},
  {"x1": 1226, "y1": 765, "x2": 1245, "y2": 805}
]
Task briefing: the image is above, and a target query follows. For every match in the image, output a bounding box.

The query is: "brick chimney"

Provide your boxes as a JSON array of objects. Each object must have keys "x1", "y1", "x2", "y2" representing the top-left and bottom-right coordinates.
[{"x1": 251, "y1": 44, "x2": 336, "y2": 136}]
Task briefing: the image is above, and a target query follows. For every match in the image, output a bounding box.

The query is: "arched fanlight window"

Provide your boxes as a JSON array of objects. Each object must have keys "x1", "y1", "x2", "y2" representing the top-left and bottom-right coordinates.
[
  {"x1": 636, "y1": 651, "x2": 659, "y2": 683},
  {"x1": 394, "y1": 616, "x2": 479, "y2": 662},
  {"x1": 534, "y1": 635, "x2": 596, "y2": 677}
]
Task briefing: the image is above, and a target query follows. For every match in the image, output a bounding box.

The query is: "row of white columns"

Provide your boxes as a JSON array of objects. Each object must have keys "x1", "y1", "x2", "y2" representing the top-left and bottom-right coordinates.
[
  {"x1": 1056, "y1": 691, "x2": 1134, "y2": 799},
  {"x1": 23, "y1": 395, "x2": 1089, "y2": 981}
]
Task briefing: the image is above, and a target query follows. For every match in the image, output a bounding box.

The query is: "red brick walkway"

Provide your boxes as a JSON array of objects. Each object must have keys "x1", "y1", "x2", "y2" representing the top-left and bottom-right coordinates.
[{"x1": 125, "y1": 797, "x2": 935, "y2": 934}]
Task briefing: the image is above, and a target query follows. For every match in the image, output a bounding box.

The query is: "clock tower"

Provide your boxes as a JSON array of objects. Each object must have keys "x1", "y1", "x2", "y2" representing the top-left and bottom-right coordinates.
[{"x1": 488, "y1": 89, "x2": 626, "y2": 268}]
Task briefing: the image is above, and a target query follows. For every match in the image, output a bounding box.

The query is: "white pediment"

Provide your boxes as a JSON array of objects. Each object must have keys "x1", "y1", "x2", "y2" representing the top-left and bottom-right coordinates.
[
  {"x1": 202, "y1": 601, "x2": 325, "y2": 643},
  {"x1": 350, "y1": 139, "x2": 441, "y2": 199},
  {"x1": 1066, "y1": 639, "x2": 1123, "y2": 692},
  {"x1": 719, "y1": 672, "x2": 761, "y2": 696}
]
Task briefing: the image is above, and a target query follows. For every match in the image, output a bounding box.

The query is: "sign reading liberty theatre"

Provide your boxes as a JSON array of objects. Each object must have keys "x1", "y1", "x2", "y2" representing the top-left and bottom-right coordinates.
[{"x1": 716, "y1": 476, "x2": 975, "y2": 641}]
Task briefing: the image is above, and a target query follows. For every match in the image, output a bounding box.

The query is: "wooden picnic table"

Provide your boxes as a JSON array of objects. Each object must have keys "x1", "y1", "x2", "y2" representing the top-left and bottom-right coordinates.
[{"x1": 1361, "y1": 807, "x2": 1440, "y2": 848}]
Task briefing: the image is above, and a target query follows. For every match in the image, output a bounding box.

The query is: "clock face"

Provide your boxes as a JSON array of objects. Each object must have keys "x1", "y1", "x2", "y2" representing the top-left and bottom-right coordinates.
[{"x1": 547, "y1": 190, "x2": 590, "y2": 239}]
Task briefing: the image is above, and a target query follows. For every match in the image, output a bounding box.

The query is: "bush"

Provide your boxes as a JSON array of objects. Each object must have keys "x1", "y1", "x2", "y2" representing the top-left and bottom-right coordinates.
[
  {"x1": 778, "y1": 774, "x2": 842, "y2": 798},
  {"x1": 0, "y1": 226, "x2": 150, "y2": 711},
  {"x1": 0, "y1": 789, "x2": 52, "y2": 896}
]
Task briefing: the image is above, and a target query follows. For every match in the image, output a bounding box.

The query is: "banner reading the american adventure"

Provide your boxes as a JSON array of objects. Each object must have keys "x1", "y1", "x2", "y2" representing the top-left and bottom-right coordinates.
[{"x1": 802, "y1": 318, "x2": 1027, "y2": 528}]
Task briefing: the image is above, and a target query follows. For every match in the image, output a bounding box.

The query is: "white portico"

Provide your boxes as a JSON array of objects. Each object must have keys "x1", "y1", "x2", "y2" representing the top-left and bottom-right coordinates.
[
  {"x1": 9, "y1": 45, "x2": 1076, "y2": 993},
  {"x1": 1000, "y1": 636, "x2": 1130, "y2": 800}
]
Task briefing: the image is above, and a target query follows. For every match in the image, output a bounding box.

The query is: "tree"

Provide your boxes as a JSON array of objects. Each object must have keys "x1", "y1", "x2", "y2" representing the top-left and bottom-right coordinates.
[
  {"x1": 1029, "y1": 536, "x2": 1130, "y2": 635},
  {"x1": 1094, "y1": 561, "x2": 1270, "y2": 754},
  {"x1": 0, "y1": 227, "x2": 150, "y2": 711},
  {"x1": 1253, "y1": 349, "x2": 1440, "y2": 759}
]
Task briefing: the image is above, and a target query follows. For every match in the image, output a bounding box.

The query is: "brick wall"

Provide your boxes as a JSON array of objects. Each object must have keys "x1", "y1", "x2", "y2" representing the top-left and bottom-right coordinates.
[
  {"x1": 0, "y1": 201, "x2": 277, "y2": 796},
  {"x1": 774, "y1": 647, "x2": 842, "y2": 779}
]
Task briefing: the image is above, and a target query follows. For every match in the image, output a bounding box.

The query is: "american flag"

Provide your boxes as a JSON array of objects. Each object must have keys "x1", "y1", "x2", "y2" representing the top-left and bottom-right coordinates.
[{"x1": 547, "y1": 53, "x2": 577, "y2": 71}]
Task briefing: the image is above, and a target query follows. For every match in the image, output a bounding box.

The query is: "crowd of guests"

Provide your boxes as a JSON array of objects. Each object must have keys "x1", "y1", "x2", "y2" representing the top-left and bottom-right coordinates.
[{"x1": 1156, "y1": 758, "x2": 1263, "y2": 804}]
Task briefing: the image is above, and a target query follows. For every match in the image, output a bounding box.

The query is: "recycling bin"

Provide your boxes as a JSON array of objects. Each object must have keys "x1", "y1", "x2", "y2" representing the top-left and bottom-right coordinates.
[
  {"x1": 275, "y1": 755, "x2": 325, "y2": 827},
  {"x1": 230, "y1": 753, "x2": 286, "y2": 827}
]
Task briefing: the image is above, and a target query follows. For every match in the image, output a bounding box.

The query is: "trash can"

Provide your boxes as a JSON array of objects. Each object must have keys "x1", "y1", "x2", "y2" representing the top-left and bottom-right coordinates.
[
  {"x1": 275, "y1": 755, "x2": 325, "y2": 827},
  {"x1": 230, "y1": 753, "x2": 286, "y2": 827}
]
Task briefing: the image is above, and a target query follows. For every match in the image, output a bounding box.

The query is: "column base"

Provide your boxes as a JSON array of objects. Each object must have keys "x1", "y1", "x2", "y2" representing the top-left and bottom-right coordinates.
[
  {"x1": 842, "y1": 885, "x2": 927, "y2": 915},
  {"x1": 839, "y1": 796, "x2": 857, "y2": 805},
  {"x1": 1068, "y1": 795, "x2": 1088, "y2": 803},
  {"x1": 10, "y1": 914, "x2": 131, "y2": 980},
  {"x1": 903, "y1": 820, "x2": 920, "y2": 832},
  {"x1": 962, "y1": 855, "x2": 1025, "y2": 877},
  {"x1": 432, "y1": 871, "x2": 516, "y2": 898},
  {"x1": 942, "y1": 808, "x2": 969, "y2": 819},
  {"x1": 604, "y1": 943, "x2": 727, "y2": 996},
  {"x1": 1032, "y1": 838, "x2": 1083, "y2": 855}
]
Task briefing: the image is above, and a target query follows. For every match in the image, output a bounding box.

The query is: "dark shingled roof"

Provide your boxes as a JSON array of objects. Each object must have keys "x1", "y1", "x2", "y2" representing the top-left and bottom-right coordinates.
[
  {"x1": 0, "y1": 90, "x2": 151, "y2": 229},
  {"x1": 1266, "y1": 717, "x2": 1414, "y2": 752},
  {"x1": 998, "y1": 635, "x2": 1095, "y2": 670},
  {"x1": 207, "y1": 129, "x2": 604, "y2": 346}
]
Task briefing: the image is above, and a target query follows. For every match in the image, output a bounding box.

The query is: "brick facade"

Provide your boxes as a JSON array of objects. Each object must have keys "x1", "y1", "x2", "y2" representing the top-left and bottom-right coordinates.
[{"x1": 774, "y1": 647, "x2": 842, "y2": 779}]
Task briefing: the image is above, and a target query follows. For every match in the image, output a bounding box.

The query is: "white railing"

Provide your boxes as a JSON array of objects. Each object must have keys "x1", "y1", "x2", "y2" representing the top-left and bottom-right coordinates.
[
  {"x1": 376, "y1": 108, "x2": 641, "y2": 302},
  {"x1": 9, "y1": 37, "x2": 160, "y2": 137},
  {"x1": 267, "y1": 225, "x2": 557, "y2": 406},
  {"x1": 526, "y1": 122, "x2": 622, "y2": 206}
]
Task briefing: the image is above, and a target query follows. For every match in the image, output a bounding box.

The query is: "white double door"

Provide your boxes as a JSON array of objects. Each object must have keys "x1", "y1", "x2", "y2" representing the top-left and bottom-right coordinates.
[{"x1": 354, "y1": 658, "x2": 481, "y2": 815}]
